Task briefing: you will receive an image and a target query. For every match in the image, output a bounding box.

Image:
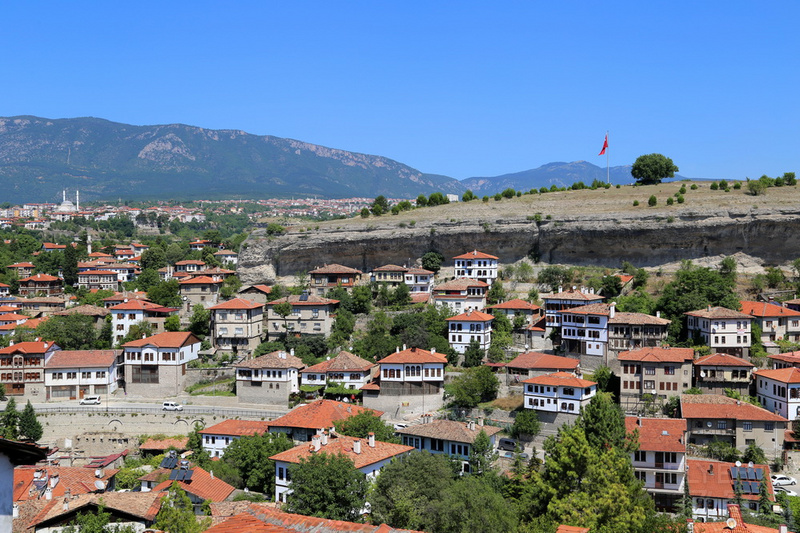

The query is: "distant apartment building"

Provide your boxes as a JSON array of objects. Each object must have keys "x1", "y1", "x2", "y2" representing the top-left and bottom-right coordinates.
[
  {"x1": 625, "y1": 417, "x2": 687, "y2": 512},
  {"x1": 234, "y1": 349, "x2": 305, "y2": 405},
  {"x1": 740, "y1": 300, "x2": 800, "y2": 352},
  {"x1": 122, "y1": 332, "x2": 201, "y2": 397},
  {"x1": 265, "y1": 292, "x2": 339, "y2": 339},
  {"x1": 693, "y1": 353, "x2": 755, "y2": 395}
]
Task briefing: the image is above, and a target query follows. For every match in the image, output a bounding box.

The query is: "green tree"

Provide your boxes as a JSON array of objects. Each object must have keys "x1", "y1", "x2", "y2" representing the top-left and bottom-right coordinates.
[
  {"x1": 537, "y1": 265, "x2": 573, "y2": 292},
  {"x1": 63, "y1": 244, "x2": 79, "y2": 287},
  {"x1": 286, "y1": 452, "x2": 368, "y2": 521},
  {"x1": 421, "y1": 251, "x2": 445, "y2": 273},
  {"x1": 222, "y1": 432, "x2": 293, "y2": 493},
  {"x1": 511, "y1": 409, "x2": 541, "y2": 440},
  {"x1": 36, "y1": 315, "x2": 98, "y2": 350},
  {"x1": 328, "y1": 308, "x2": 355, "y2": 349},
  {"x1": 631, "y1": 153, "x2": 679, "y2": 185},
  {"x1": 743, "y1": 443, "x2": 768, "y2": 465},
  {"x1": 591, "y1": 366, "x2": 614, "y2": 394},
  {"x1": 369, "y1": 451, "x2": 458, "y2": 532},
  {"x1": 141, "y1": 247, "x2": 168, "y2": 271},
  {"x1": 61, "y1": 504, "x2": 137, "y2": 533},
  {"x1": 486, "y1": 280, "x2": 506, "y2": 305},
  {"x1": 390, "y1": 283, "x2": 411, "y2": 307},
  {"x1": 154, "y1": 482, "x2": 211, "y2": 533},
  {"x1": 273, "y1": 301, "x2": 293, "y2": 333},
  {"x1": 648, "y1": 195, "x2": 657, "y2": 207},
  {"x1": 468, "y1": 429, "x2": 498, "y2": 475},
  {"x1": 462, "y1": 338, "x2": 484, "y2": 368},
  {"x1": 577, "y1": 392, "x2": 635, "y2": 453},
  {"x1": 462, "y1": 190, "x2": 477, "y2": 202},
  {"x1": 164, "y1": 314, "x2": 181, "y2": 332},
  {"x1": 1, "y1": 397, "x2": 19, "y2": 440},
  {"x1": 600, "y1": 275, "x2": 622, "y2": 298},
  {"x1": 371, "y1": 195, "x2": 390, "y2": 216},
  {"x1": 748, "y1": 180, "x2": 767, "y2": 196},
  {"x1": 702, "y1": 440, "x2": 740, "y2": 462},
  {"x1": 719, "y1": 256, "x2": 737, "y2": 284},
  {"x1": 120, "y1": 320, "x2": 153, "y2": 346},
  {"x1": 434, "y1": 474, "x2": 518, "y2": 533},
  {"x1": 18, "y1": 400, "x2": 42, "y2": 441},
  {"x1": 147, "y1": 279, "x2": 181, "y2": 308},
  {"x1": 416, "y1": 194, "x2": 428, "y2": 207},
  {"x1": 446, "y1": 366, "x2": 499, "y2": 408},
  {"x1": 188, "y1": 305, "x2": 210, "y2": 337},
  {"x1": 334, "y1": 411, "x2": 398, "y2": 443},
  {"x1": 220, "y1": 275, "x2": 242, "y2": 299}
]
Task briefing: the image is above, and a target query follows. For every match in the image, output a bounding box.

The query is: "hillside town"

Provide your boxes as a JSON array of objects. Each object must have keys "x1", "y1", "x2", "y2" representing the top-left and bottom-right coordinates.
[{"x1": 0, "y1": 196, "x2": 799, "y2": 533}]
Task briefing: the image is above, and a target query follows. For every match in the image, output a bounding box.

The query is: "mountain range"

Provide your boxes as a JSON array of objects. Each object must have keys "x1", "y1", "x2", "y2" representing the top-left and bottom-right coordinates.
[{"x1": 0, "y1": 116, "x2": 666, "y2": 203}]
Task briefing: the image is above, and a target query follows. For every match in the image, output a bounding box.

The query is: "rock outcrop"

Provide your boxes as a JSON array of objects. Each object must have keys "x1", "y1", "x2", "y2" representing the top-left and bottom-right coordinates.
[{"x1": 238, "y1": 206, "x2": 800, "y2": 284}]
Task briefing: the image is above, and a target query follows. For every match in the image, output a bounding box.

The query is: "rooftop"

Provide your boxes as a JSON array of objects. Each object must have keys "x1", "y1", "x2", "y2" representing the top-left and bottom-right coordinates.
[
  {"x1": 453, "y1": 249, "x2": 499, "y2": 260},
  {"x1": 379, "y1": 346, "x2": 448, "y2": 365},
  {"x1": 740, "y1": 300, "x2": 800, "y2": 318},
  {"x1": 235, "y1": 350, "x2": 305, "y2": 370},
  {"x1": 680, "y1": 394, "x2": 787, "y2": 422},
  {"x1": 685, "y1": 306, "x2": 752, "y2": 320},
  {"x1": 309, "y1": 263, "x2": 363, "y2": 275},
  {"x1": 522, "y1": 371, "x2": 596, "y2": 388},
  {"x1": 199, "y1": 419, "x2": 271, "y2": 437},
  {"x1": 754, "y1": 367, "x2": 800, "y2": 384},
  {"x1": 396, "y1": 419, "x2": 502, "y2": 443},
  {"x1": 46, "y1": 350, "x2": 118, "y2": 369},
  {"x1": 625, "y1": 417, "x2": 686, "y2": 453},
  {"x1": 506, "y1": 351, "x2": 579, "y2": 371},
  {"x1": 694, "y1": 353, "x2": 755, "y2": 367},
  {"x1": 617, "y1": 346, "x2": 695, "y2": 363},
  {"x1": 270, "y1": 434, "x2": 413, "y2": 469},
  {"x1": 303, "y1": 351, "x2": 375, "y2": 373},
  {"x1": 269, "y1": 399, "x2": 382, "y2": 430},
  {"x1": 122, "y1": 331, "x2": 201, "y2": 349}
]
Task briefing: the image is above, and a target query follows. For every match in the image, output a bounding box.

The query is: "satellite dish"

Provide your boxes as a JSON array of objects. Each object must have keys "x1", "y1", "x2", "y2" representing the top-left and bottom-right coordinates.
[
  {"x1": 707, "y1": 421, "x2": 713, "y2": 428},
  {"x1": 700, "y1": 370, "x2": 706, "y2": 378},
  {"x1": 94, "y1": 480, "x2": 106, "y2": 491},
  {"x1": 748, "y1": 461, "x2": 754, "y2": 468},
  {"x1": 726, "y1": 518, "x2": 737, "y2": 529},
  {"x1": 735, "y1": 461, "x2": 742, "y2": 467}
]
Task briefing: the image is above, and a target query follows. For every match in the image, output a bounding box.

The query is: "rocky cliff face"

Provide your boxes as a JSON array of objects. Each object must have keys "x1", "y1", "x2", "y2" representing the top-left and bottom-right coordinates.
[{"x1": 237, "y1": 206, "x2": 800, "y2": 283}]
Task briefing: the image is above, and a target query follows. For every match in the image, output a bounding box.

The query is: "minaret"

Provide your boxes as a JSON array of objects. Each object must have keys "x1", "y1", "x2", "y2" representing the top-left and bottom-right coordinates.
[
  {"x1": 87, "y1": 234, "x2": 92, "y2": 255},
  {"x1": 76, "y1": 190, "x2": 79, "y2": 212},
  {"x1": 63, "y1": 190, "x2": 66, "y2": 203}
]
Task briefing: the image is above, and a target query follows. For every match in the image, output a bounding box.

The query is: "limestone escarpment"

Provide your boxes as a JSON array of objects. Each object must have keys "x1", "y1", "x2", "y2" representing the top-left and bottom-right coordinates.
[{"x1": 237, "y1": 207, "x2": 800, "y2": 283}]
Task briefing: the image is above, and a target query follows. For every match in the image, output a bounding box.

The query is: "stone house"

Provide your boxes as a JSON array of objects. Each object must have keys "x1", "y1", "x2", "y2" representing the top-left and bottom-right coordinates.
[
  {"x1": 308, "y1": 263, "x2": 363, "y2": 296},
  {"x1": 234, "y1": 350, "x2": 304, "y2": 405},
  {"x1": 209, "y1": 298, "x2": 264, "y2": 355},
  {"x1": 122, "y1": 332, "x2": 201, "y2": 397},
  {"x1": 693, "y1": 353, "x2": 755, "y2": 395},
  {"x1": 396, "y1": 418, "x2": 502, "y2": 473},
  {"x1": 617, "y1": 347, "x2": 694, "y2": 411},
  {"x1": 300, "y1": 350, "x2": 376, "y2": 393},
  {"x1": 178, "y1": 275, "x2": 223, "y2": 311},
  {"x1": 265, "y1": 292, "x2": 339, "y2": 339}
]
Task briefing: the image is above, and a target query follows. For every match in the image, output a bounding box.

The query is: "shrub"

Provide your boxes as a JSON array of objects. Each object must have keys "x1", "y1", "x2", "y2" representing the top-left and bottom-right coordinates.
[
  {"x1": 633, "y1": 200, "x2": 639, "y2": 206},
  {"x1": 733, "y1": 182, "x2": 742, "y2": 189},
  {"x1": 648, "y1": 195, "x2": 657, "y2": 207},
  {"x1": 666, "y1": 197, "x2": 674, "y2": 206},
  {"x1": 677, "y1": 194, "x2": 685, "y2": 204},
  {"x1": 679, "y1": 186, "x2": 687, "y2": 194},
  {"x1": 691, "y1": 184, "x2": 698, "y2": 190},
  {"x1": 710, "y1": 182, "x2": 719, "y2": 190},
  {"x1": 718, "y1": 179, "x2": 728, "y2": 189}
]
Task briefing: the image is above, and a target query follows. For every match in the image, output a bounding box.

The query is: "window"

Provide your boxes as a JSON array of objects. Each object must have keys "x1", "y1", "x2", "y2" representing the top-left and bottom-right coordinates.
[
  {"x1": 717, "y1": 420, "x2": 727, "y2": 430},
  {"x1": 634, "y1": 451, "x2": 647, "y2": 462},
  {"x1": 131, "y1": 366, "x2": 159, "y2": 384},
  {"x1": 664, "y1": 366, "x2": 675, "y2": 375},
  {"x1": 765, "y1": 422, "x2": 774, "y2": 431},
  {"x1": 643, "y1": 380, "x2": 655, "y2": 390},
  {"x1": 645, "y1": 367, "x2": 655, "y2": 375},
  {"x1": 743, "y1": 421, "x2": 753, "y2": 431}
]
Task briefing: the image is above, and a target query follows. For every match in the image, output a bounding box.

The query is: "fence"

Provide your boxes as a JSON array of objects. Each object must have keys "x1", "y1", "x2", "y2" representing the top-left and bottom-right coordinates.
[{"x1": 35, "y1": 405, "x2": 286, "y2": 419}]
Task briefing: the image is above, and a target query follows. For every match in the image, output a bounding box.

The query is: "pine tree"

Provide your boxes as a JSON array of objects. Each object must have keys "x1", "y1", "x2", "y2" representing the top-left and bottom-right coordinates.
[
  {"x1": 18, "y1": 400, "x2": 42, "y2": 441},
  {"x1": 1, "y1": 398, "x2": 19, "y2": 440},
  {"x1": 154, "y1": 482, "x2": 210, "y2": 533}
]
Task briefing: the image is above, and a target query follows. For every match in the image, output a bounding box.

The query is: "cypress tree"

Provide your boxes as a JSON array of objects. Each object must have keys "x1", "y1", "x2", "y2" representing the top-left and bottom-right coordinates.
[{"x1": 19, "y1": 400, "x2": 43, "y2": 441}]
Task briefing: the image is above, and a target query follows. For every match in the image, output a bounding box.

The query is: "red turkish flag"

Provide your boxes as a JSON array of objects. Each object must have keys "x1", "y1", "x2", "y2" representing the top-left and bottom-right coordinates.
[{"x1": 598, "y1": 134, "x2": 608, "y2": 155}]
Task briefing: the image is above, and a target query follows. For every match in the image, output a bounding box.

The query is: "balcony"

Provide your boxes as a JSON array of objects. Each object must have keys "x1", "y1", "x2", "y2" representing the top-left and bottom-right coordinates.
[{"x1": 691, "y1": 426, "x2": 735, "y2": 436}]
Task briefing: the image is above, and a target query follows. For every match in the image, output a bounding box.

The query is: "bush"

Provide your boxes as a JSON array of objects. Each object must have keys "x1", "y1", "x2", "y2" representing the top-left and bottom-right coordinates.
[
  {"x1": 633, "y1": 200, "x2": 639, "y2": 206},
  {"x1": 719, "y1": 179, "x2": 728, "y2": 189},
  {"x1": 733, "y1": 182, "x2": 742, "y2": 189},
  {"x1": 648, "y1": 195, "x2": 657, "y2": 207},
  {"x1": 710, "y1": 182, "x2": 719, "y2": 190},
  {"x1": 691, "y1": 184, "x2": 698, "y2": 190},
  {"x1": 666, "y1": 197, "x2": 674, "y2": 206}
]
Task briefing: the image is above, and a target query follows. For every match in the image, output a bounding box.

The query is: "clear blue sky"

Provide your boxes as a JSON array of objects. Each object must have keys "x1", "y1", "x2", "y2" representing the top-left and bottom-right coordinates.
[{"x1": 2, "y1": 2, "x2": 798, "y2": 181}]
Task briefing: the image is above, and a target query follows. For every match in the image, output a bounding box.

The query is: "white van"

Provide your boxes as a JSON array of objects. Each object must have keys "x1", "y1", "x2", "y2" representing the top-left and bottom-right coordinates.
[
  {"x1": 162, "y1": 401, "x2": 183, "y2": 411},
  {"x1": 80, "y1": 395, "x2": 101, "y2": 405}
]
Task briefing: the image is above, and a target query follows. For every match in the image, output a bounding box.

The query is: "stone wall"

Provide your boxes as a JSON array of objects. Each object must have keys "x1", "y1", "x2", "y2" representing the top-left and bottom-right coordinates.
[{"x1": 236, "y1": 380, "x2": 291, "y2": 406}]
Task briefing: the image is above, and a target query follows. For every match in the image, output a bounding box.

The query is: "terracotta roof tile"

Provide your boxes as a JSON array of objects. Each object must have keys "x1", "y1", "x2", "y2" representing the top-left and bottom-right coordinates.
[
  {"x1": 609, "y1": 312, "x2": 671, "y2": 325},
  {"x1": 46, "y1": 350, "x2": 118, "y2": 368},
  {"x1": 152, "y1": 465, "x2": 235, "y2": 502},
  {"x1": 754, "y1": 367, "x2": 800, "y2": 384},
  {"x1": 122, "y1": 331, "x2": 201, "y2": 349},
  {"x1": 506, "y1": 351, "x2": 579, "y2": 371},
  {"x1": 19, "y1": 274, "x2": 60, "y2": 282},
  {"x1": 309, "y1": 263, "x2": 363, "y2": 275},
  {"x1": 446, "y1": 310, "x2": 494, "y2": 321},
  {"x1": 555, "y1": 526, "x2": 591, "y2": 533},
  {"x1": 617, "y1": 347, "x2": 694, "y2": 363},
  {"x1": 396, "y1": 419, "x2": 502, "y2": 443},
  {"x1": 303, "y1": 351, "x2": 375, "y2": 374},
  {"x1": 485, "y1": 298, "x2": 541, "y2": 311},
  {"x1": 241, "y1": 284, "x2": 272, "y2": 295},
  {"x1": 680, "y1": 394, "x2": 787, "y2": 422},
  {"x1": 205, "y1": 513, "x2": 287, "y2": 533},
  {"x1": 406, "y1": 267, "x2": 434, "y2": 275},
  {"x1": 522, "y1": 371, "x2": 596, "y2": 388},
  {"x1": 372, "y1": 264, "x2": 408, "y2": 272},
  {"x1": 625, "y1": 417, "x2": 686, "y2": 453},
  {"x1": 209, "y1": 298, "x2": 263, "y2": 310},
  {"x1": 139, "y1": 436, "x2": 189, "y2": 451},
  {"x1": 740, "y1": 300, "x2": 800, "y2": 318},
  {"x1": 409, "y1": 293, "x2": 430, "y2": 304},
  {"x1": 452, "y1": 250, "x2": 498, "y2": 260},
  {"x1": 29, "y1": 492, "x2": 162, "y2": 528},
  {"x1": 768, "y1": 351, "x2": 800, "y2": 366},
  {"x1": 433, "y1": 278, "x2": 488, "y2": 291},
  {"x1": 268, "y1": 294, "x2": 339, "y2": 306},
  {"x1": 199, "y1": 419, "x2": 271, "y2": 437},
  {"x1": 269, "y1": 400, "x2": 382, "y2": 430},
  {"x1": 235, "y1": 350, "x2": 305, "y2": 370},
  {"x1": 545, "y1": 290, "x2": 604, "y2": 302},
  {"x1": 179, "y1": 275, "x2": 223, "y2": 285},
  {"x1": 379, "y1": 347, "x2": 447, "y2": 365},
  {"x1": 108, "y1": 300, "x2": 165, "y2": 311},
  {"x1": 694, "y1": 353, "x2": 755, "y2": 367},
  {"x1": 270, "y1": 434, "x2": 413, "y2": 470},
  {"x1": 687, "y1": 459, "x2": 773, "y2": 502},
  {"x1": 14, "y1": 466, "x2": 118, "y2": 502},
  {"x1": 0, "y1": 341, "x2": 57, "y2": 355},
  {"x1": 685, "y1": 306, "x2": 752, "y2": 319}
]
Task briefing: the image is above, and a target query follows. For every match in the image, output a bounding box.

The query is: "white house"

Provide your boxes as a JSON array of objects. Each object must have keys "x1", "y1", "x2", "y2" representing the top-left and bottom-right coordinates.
[
  {"x1": 740, "y1": 300, "x2": 800, "y2": 352},
  {"x1": 446, "y1": 310, "x2": 493, "y2": 354},
  {"x1": 453, "y1": 250, "x2": 499, "y2": 286},
  {"x1": 522, "y1": 372, "x2": 597, "y2": 414},
  {"x1": 625, "y1": 417, "x2": 687, "y2": 512},
  {"x1": 300, "y1": 350, "x2": 376, "y2": 391},
  {"x1": 687, "y1": 460, "x2": 774, "y2": 521},
  {"x1": 213, "y1": 249, "x2": 238, "y2": 266},
  {"x1": 44, "y1": 349, "x2": 120, "y2": 401},
  {"x1": 754, "y1": 367, "x2": 800, "y2": 419},
  {"x1": 122, "y1": 332, "x2": 202, "y2": 397},
  {"x1": 234, "y1": 350, "x2": 305, "y2": 405},
  {"x1": 560, "y1": 302, "x2": 611, "y2": 358},
  {"x1": 542, "y1": 287, "x2": 604, "y2": 330},
  {"x1": 198, "y1": 419, "x2": 271, "y2": 458},
  {"x1": 405, "y1": 267, "x2": 434, "y2": 293},
  {"x1": 685, "y1": 306, "x2": 753, "y2": 358},
  {"x1": 269, "y1": 433, "x2": 412, "y2": 503},
  {"x1": 109, "y1": 299, "x2": 179, "y2": 345},
  {"x1": 395, "y1": 418, "x2": 502, "y2": 473},
  {"x1": 431, "y1": 278, "x2": 488, "y2": 313}
]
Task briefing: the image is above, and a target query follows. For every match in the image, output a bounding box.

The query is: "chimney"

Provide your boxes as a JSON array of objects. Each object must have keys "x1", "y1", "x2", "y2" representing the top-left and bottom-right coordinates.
[
  {"x1": 707, "y1": 304, "x2": 712, "y2": 312},
  {"x1": 312, "y1": 435, "x2": 321, "y2": 452},
  {"x1": 95, "y1": 468, "x2": 103, "y2": 479},
  {"x1": 708, "y1": 464, "x2": 714, "y2": 475},
  {"x1": 780, "y1": 524, "x2": 788, "y2": 533},
  {"x1": 368, "y1": 432, "x2": 375, "y2": 448},
  {"x1": 321, "y1": 432, "x2": 328, "y2": 446},
  {"x1": 210, "y1": 470, "x2": 214, "y2": 479},
  {"x1": 353, "y1": 440, "x2": 362, "y2": 454},
  {"x1": 396, "y1": 346, "x2": 400, "y2": 353},
  {"x1": 479, "y1": 417, "x2": 484, "y2": 426},
  {"x1": 12, "y1": 503, "x2": 18, "y2": 519},
  {"x1": 403, "y1": 344, "x2": 407, "y2": 351},
  {"x1": 431, "y1": 348, "x2": 436, "y2": 354},
  {"x1": 469, "y1": 421, "x2": 476, "y2": 431},
  {"x1": 609, "y1": 302, "x2": 616, "y2": 319},
  {"x1": 290, "y1": 348, "x2": 295, "y2": 357},
  {"x1": 50, "y1": 474, "x2": 59, "y2": 488},
  {"x1": 637, "y1": 418, "x2": 641, "y2": 426},
  {"x1": 656, "y1": 311, "x2": 661, "y2": 318},
  {"x1": 62, "y1": 497, "x2": 68, "y2": 510}
]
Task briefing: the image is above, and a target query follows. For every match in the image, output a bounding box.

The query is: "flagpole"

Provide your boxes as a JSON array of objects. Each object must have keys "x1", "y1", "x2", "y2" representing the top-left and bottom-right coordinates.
[{"x1": 606, "y1": 131, "x2": 610, "y2": 184}]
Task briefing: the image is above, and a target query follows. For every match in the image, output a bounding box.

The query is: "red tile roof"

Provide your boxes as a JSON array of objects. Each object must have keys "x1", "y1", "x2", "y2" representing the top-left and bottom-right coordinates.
[
  {"x1": 693, "y1": 504, "x2": 789, "y2": 532},
  {"x1": 268, "y1": 294, "x2": 339, "y2": 306},
  {"x1": 269, "y1": 400, "x2": 382, "y2": 430},
  {"x1": 625, "y1": 417, "x2": 686, "y2": 453},
  {"x1": 522, "y1": 371, "x2": 596, "y2": 388},
  {"x1": 241, "y1": 284, "x2": 272, "y2": 295},
  {"x1": 506, "y1": 351, "x2": 579, "y2": 371},
  {"x1": 29, "y1": 492, "x2": 162, "y2": 528},
  {"x1": 235, "y1": 350, "x2": 305, "y2": 370},
  {"x1": 309, "y1": 263, "x2": 363, "y2": 275},
  {"x1": 545, "y1": 289, "x2": 604, "y2": 302},
  {"x1": 609, "y1": 312, "x2": 671, "y2": 326},
  {"x1": 199, "y1": 419, "x2": 271, "y2": 437},
  {"x1": 379, "y1": 347, "x2": 447, "y2": 365},
  {"x1": 617, "y1": 346, "x2": 695, "y2": 363},
  {"x1": 740, "y1": 300, "x2": 800, "y2": 318},
  {"x1": 694, "y1": 353, "x2": 755, "y2": 367},
  {"x1": 0, "y1": 341, "x2": 57, "y2": 355},
  {"x1": 7, "y1": 262, "x2": 35, "y2": 268},
  {"x1": 372, "y1": 264, "x2": 407, "y2": 272},
  {"x1": 122, "y1": 331, "x2": 201, "y2": 349},
  {"x1": 396, "y1": 419, "x2": 502, "y2": 443},
  {"x1": 108, "y1": 299, "x2": 164, "y2": 311},
  {"x1": 680, "y1": 394, "x2": 787, "y2": 422},
  {"x1": 768, "y1": 351, "x2": 800, "y2": 365},
  {"x1": 270, "y1": 434, "x2": 413, "y2": 469},
  {"x1": 754, "y1": 367, "x2": 800, "y2": 384},
  {"x1": 206, "y1": 513, "x2": 287, "y2": 533},
  {"x1": 556, "y1": 526, "x2": 591, "y2": 533},
  {"x1": 303, "y1": 351, "x2": 375, "y2": 373},
  {"x1": 19, "y1": 274, "x2": 60, "y2": 282},
  {"x1": 687, "y1": 459, "x2": 773, "y2": 502},
  {"x1": 14, "y1": 466, "x2": 118, "y2": 501},
  {"x1": 77, "y1": 270, "x2": 117, "y2": 276},
  {"x1": 446, "y1": 310, "x2": 494, "y2": 321},
  {"x1": 46, "y1": 350, "x2": 118, "y2": 368},
  {"x1": 433, "y1": 278, "x2": 488, "y2": 291},
  {"x1": 179, "y1": 275, "x2": 223, "y2": 285},
  {"x1": 453, "y1": 250, "x2": 498, "y2": 260},
  {"x1": 175, "y1": 260, "x2": 206, "y2": 265},
  {"x1": 152, "y1": 465, "x2": 235, "y2": 502},
  {"x1": 209, "y1": 298, "x2": 263, "y2": 310},
  {"x1": 485, "y1": 298, "x2": 541, "y2": 311}
]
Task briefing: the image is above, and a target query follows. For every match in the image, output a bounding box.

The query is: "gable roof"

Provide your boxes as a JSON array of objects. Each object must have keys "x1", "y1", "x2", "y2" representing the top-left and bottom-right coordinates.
[
  {"x1": 685, "y1": 306, "x2": 752, "y2": 320},
  {"x1": 555, "y1": 526, "x2": 591, "y2": 533},
  {"x1": 453, "y1": 250, "x2": 498, "y2": 260},
  {"x1": 268, "y1": 400, "x2": 382, "y2": 430},
  {"x1": 122, "y1": 331, "x2": 201, "y2": 349},
  {"x1": 687, "y1": 459, "x2": 773, "y2": 502},
  {"x1": 0, "y1": 341, "x2": 58, "y2": 355},
  {"x1": 209, "y1": 298, "x2": 263, "y2": 310},
  {"x1": 139, "y1": 436, "x2": 189, "y2": 452},
  {"x1": 433, "y1": 278, "x2": 488, "y2": 291},
  {"x1": 609, "y1": 312, "x2": 671, "y2": 326},
  {"x1": 309, "y1": 263, "x2": 363, "y2": 275},
  {"x1": 303, "y1": 351, "x2": 375, "y2": 374},
  {"x1": 754, "y1": 367, "x2": 800, "y2": 384},
  {"x1": 740, "y1": 300, "x2": 800, "y2": 318},
  {"x1": 446, "y1": 310, "x2": 494, "y2": 322},
  {"x1": 270, "y1": 434, "x2": 412, "y2": 469},
  {"x1": 693, "y1": 504, "x2": 790, "y2": 532},
  {"x1": 372, "y1": 264, "x2": 408, "y2": 272},
  {"x1": 14, "y1": 466, "x2": 118, "y2": 501},
  {"x1": 200, "y1": 419, "x2": 271, "y2": 437},
  {"x1": 379, "y1": 347, "x2": 447, "y2": 365},
  {"x1": 396, "y1": 419, "x2": 502, "y2": 443},
  {"x1": 206, "y1": 513, "x2": 287, "y2": 533},
  {"x1": 485, "y1": 298, "x2": 541, "y2": 311},
  {"x1": 544, "y1": 289, "x2": 604, "y2": 302},
  {"x1": 240, "y1": 284, "x2": 272, "y2": 295},
  {"x1": 179, "y1": 275, "x2": 223, "y2": 285},
  {"x1": 46, "y1": 350, "x2": 118, "y2": 369},
  {"x1": 267, "y1": 294, "x2": 339, "y2": 306},
  {"x1": 769, "y1": 351, "x2": 800, "y2": 366},
  {"x1": 562, "y1": 302, "x2": 612, "y2": 316},
  {"x1": 506, "y1": 351, "x2": 579, "y2": 371},
  {"x1": 522, "y1": 371, "x2": 596, "y2": 388},
  {"x1": 235, "y1": 350, "x2": 305, "y2": 370},
  {"x1": 694, "y1": 353, "x2": 755, "y2": 367},
  {"x1": 617, "y1": 346, "x2": 695, "y2": 363},
  {"x1": 29, "y1": 492, "x2": 162, "y2": 529},
  {"x1": 19, "y1": 274, "x2": 61, "y2": 283},
  {"x1": 680, "y1": 394, "x2": 787, "y2": 422},
  {"x1": 151, "y1": 465, "x2": 235, "y2": 502},
  {"x1": 625, "y1": 417, "x2": 686, "y2": 453}
]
